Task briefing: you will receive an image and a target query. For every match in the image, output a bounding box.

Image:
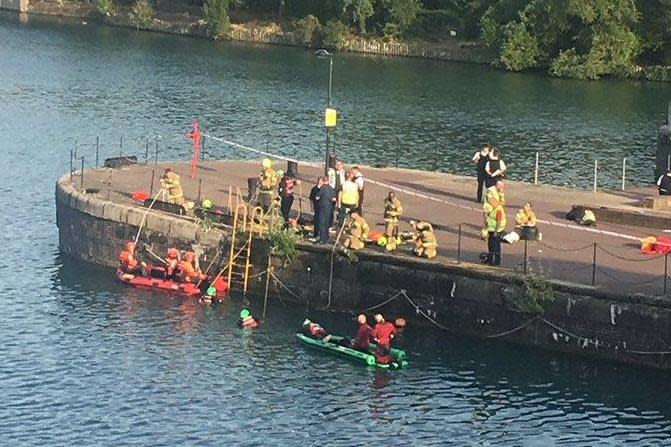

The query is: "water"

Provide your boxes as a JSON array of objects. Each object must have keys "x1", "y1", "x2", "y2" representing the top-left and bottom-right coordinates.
[{"x1": 2, "y1": 11, "x2": 671, "y2": 445}]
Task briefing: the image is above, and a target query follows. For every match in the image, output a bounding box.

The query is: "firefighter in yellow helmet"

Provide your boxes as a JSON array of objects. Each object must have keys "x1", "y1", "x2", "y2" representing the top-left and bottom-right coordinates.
[
  {"x1": 383, "y1": 191, "x2": 403, "y2": 252},
  {"x1": 257, "y1": 158, "x2": 278, "y2": 212},
  {"x1": 160, "y1": 168, "x2": 184, "y2": 205},
  {"x1": 343, "y1": 211, "x2": 369, "y2": 251},
  {"x1": 410, "y1": 220, "x2": 437, "y2": 259}
]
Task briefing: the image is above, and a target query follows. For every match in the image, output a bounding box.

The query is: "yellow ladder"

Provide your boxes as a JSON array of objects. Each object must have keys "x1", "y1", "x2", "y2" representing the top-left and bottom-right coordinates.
[{"x1": 226, "y1": 199, "x2": 266, "y2": 295}]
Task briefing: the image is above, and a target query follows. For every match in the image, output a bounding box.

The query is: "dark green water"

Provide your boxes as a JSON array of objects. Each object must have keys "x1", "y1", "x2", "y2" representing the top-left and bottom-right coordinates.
[{"x1": 2, "y1": 11, "x2": 671, "y2": 446}]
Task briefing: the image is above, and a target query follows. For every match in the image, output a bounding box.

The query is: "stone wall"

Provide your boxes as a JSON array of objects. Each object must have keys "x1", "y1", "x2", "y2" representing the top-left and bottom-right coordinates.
[{"x1": 56, "y1": 176, "x2": 671, "y2": 369}]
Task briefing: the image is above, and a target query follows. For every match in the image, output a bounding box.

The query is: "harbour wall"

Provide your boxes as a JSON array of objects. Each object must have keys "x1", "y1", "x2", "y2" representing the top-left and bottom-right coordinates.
[{"x1": 56, "y1": 175, "x2": 671, "y2": 370}]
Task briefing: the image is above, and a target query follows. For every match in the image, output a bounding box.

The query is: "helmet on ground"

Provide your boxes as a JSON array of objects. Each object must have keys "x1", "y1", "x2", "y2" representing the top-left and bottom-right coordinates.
[
  {"x1": 202, "y1": 199, "x2": 213, "y2": 210},
  {"x1": 377, "y1": 236, "x2": 387, "y2": 247},
  {"x1": 262, "y1": 158, "x2": 272, "y2": 169},
  {"x1": 167, "y1": 248, "x2": 180, "y2": 259},
  {"x1": 240, "y1": 309, "x2": 251, "y2": 319}
]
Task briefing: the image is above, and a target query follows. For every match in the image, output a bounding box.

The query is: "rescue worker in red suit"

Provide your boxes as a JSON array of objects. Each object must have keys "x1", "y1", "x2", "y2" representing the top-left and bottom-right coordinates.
[
  {"x1": 119, "y1": 241, "x2": 145, "y2": 275},
  {"x1": 165, "y1": 247, "x2": 181, "y2": 280},
  {"x1": 372, "y1": 313, "x2": 397, "y2": 364},
  {"x1": 352, "y1": 314, "x2": 374, "y2": 353}
]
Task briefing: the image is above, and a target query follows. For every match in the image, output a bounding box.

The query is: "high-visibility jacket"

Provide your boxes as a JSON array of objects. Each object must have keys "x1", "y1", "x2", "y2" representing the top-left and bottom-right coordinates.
[
  {"x1": 341, "y1": 180, "x2": 359, "y2": 206},
  {"x1": 485, "y1": 186, "x2": 505, "y2": 206},
  {"x1": 259, "y1": 168, "x2": 277, "y2": 192},
  {"x1": 487, "y1": 205, "x2": 507, "y2": 232}
]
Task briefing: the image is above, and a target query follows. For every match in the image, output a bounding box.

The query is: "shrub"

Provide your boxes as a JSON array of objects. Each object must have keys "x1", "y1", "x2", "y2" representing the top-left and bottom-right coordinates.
[
  {"x1": 130, "y1": 0, "x2": 154, "y2": 29},
  {"x1": 319, "y1": 20, "x2": 347, "y2": 51},
  {"x1": 204, "y1": 0, "x2": 231, "y2": 39},
  {"x1": 293, "y1": 14, "x2": 321, "y2": 46},
  {"x1": 268, "y1": 225, "x2": 299, "y2": 265},
  {"x1": 96, "y1": 0, "x2": 115, "y2": 17},
  {"x1": 499, "y1": 22, "x2": 540, "y2": 72}
]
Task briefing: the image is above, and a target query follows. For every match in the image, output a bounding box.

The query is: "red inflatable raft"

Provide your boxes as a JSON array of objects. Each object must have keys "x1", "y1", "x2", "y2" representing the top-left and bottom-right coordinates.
[{"x1": 116, "y1": 267, "x2": 229, "y2": 298}]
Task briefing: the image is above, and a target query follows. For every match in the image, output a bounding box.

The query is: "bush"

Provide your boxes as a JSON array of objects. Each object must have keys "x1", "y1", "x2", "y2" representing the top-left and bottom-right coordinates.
[
  {"x1": 204, "y1": 0, "x2": 231, "y2": 38},
  {"x1": 293, "y1": 14, "x2": 321, "y2": 46},
  {"x1": 319, "y1": 20, "x2": 347, "y2": 51},
  {"x1": 644, "y1": 65, "x2": 671, "y2": 82},
  {"x1": 268, "y1": 225, "x2": 299, "y2": 265},
  {"x1": 96, "y1": 0, "x2": 115, "y2": 17},
  {"x1": 130, "y1": 0, "x2": 154, "y2": 29},
  {"x1": 499, "y1": 22, "x2": 540, "y2": 72}
]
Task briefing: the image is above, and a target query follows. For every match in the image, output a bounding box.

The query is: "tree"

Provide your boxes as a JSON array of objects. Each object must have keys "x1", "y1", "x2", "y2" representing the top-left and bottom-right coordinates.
[
  {"x1": 204, "y1": 0, "x2": 231, "y2": 38},
  {"x1": 343, "y1": 0, "x2": 374, "y2": 34},
  {"x1": 382, "y1": 0, "x2": 422, "y2": 33}
]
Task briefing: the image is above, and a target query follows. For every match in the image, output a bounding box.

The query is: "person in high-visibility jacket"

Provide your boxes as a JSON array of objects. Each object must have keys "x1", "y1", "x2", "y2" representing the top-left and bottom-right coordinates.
[
  {"x1": 118, "y1": 241, "x2": 145, "y2": 274},
  {"x1": 485, "y1": 180, "x2": 505, "y2": 207},
  {"x1": 383, "y1": 192, "x2": 403, "y2": 252},
  {"x1": 485, "y1": 199, "x2": 507, "y2": 266},
  {"x1": 160, "y1": 168, "x2": 184, "y2": 205},
  {"x1": 338, "y1": 170, "x2": 359, "y2": 225},
  {"x1": 411, "y1": 221, "x2": 437, "y2": 259},
  {"x1": 257, "y1": 158, "x2": 278, "y2": 213},
  {"x1": 343, "y1": 211, "x2": 369, "y2": 250},
  {"x1": 179, "y1": 252, "x2": 205, "y2": 283}
]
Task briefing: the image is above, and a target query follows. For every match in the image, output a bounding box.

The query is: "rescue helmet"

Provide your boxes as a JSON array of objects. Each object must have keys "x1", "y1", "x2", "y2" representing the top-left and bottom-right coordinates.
[
  {"x1": 167, "y1": 248, "x2": 180, "y2": 259},
  {"x1": 262, "y1": 158, "x2": 272, "y2": 169},
  {"x1": 206, "y1": 286, "x2": 217, "y2": 297},
  {"x1": 302, "y1": 318, "x2": 311, "y2": 326},
  {"x1": 377, "y1": 236, "x2": 387, "y2": 247},
  {"x1": 184, "y1": 252, "x2": 195, "y2": 261},
  {"x1": 240, "y1": 309, "x2": 251, "y2": 319},
  {"x1": 202, "y1": 199, "x2": 213, "y2": 210},
  {"x1": 276, "y1": 170, "x2": 284, "y2": 178}
]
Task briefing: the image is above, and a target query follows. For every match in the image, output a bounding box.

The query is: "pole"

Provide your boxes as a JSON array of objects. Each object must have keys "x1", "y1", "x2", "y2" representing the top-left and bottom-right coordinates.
[
  {"x1": 665, "y1": 253, "x2": 668, "y2": 296},
  {"x1": 395, "y1": 139, "x2": 399, "y2": 169},
  {"x1": 621, "y1": 157, "x2": 627, "y2": 191},
  {"x1": 69, "y1": 149, "x2": 73, "y2": 182},
  {"x1": 107, "y1": 169, "x2": 112, "y2": 200},
  {"x1": 593, "y1": 160, "x2": 598, "y2": 192},
  {"x1": 201, "y1": 135, "x2": 206, "y2": 161},
  {"x1": 80, "y1": 157, "x2": 85, "y2": 191},
  {"x1": 667, "y1": 154, "x2": 670, "y2": 171},
  {"x1": 592, "y1": 242, "x2": 597, "y2": 286},
  {"x1": 145, "y1": 138, "x2": 149, "y2": 163},
  {"x1": 523, "y1": 239, "x2": 528, "y2": 274},
  {"x1": 95, "y1": 136, "x2": 100, "y2": 168},
  {"x1": 433, "y1": 144, "x2": 438, "y2": 171},
  {"x1": 197, "y1": 178, "x2": 202, "y2": 202},
  {"x1": 327, "y1": 55, "x2": 333, "y2": 107},
  {"x1": 119, "y1": 136, "x2": 123, "y2": 157},
  {"x1": 149, "y1": 169, "x2": 155, "y2": 197},
  {"x1": 534, "y1": 152, "x2": 539, "y2": 185},
  {"x1": 154, "y1": 138, "x2": 159, "y2": 165},
  {"x1": 457, "y1": 224, "x2": 462, "y2": 263}
]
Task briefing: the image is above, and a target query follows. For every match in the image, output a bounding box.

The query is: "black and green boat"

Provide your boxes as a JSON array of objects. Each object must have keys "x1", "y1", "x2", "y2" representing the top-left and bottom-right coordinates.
[{"x1": 296, "y1": 333, "x2": 409, "y2": 369}]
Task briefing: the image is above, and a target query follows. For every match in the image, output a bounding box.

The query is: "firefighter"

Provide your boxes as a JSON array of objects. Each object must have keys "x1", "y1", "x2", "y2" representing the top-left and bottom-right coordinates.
[
  {"x1": 160, "y1": 168, "x2": 184, "y2": 205},
  {"x1": 343, "y1": 211, "x2": 369, "y2": 251},
  {"x1": 411, "y1": 220, "x2": 437, "y2": 259},
  {"x1": 179, "y1": 252, "x2": 205, "y2": 283},
  {"x1": 383, "y1": 191, "x2": 403, "y2": 252},
  {"x1": 257, "y1": 158, "x2": 278, "y2": 213},
  {"x1": 118, "y1": 241, "x2": 145, "y2": 274}
]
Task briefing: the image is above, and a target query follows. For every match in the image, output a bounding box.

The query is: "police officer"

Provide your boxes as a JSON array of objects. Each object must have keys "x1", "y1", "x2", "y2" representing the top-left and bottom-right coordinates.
[
  {"x1": 315, "y1": 176, "x2": 336, "y2": 244},
  {"x1": 658, "y1": 169, "x2": 671, "y2": 195},
  {"x1": 472, "y1": 144, "x2": 490, "y2": 202}
]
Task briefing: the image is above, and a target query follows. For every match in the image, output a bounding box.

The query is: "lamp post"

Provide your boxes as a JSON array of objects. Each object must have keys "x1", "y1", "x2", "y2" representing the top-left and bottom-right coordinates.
[{"x1": 315, "y1": 48, "x2": 336, "y2": 175}]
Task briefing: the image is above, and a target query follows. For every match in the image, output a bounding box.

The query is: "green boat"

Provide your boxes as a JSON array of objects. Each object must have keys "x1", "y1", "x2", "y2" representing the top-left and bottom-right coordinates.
[{"x1": 296, "y1": 333, "x2": 409, "y2": 369}]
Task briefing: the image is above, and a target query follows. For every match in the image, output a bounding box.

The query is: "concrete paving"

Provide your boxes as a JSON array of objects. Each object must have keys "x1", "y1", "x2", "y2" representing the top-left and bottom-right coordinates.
[{"x1": 79, "y1": 159, "x2": 671, "y2": 297}]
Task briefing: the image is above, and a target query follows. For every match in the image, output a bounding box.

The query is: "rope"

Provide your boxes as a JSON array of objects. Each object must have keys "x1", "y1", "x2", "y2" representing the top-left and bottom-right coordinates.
[
  {"x1": 269, "y1": 271, "x2": 305, "y2": 302},
  {"x1": 537, "y1": 240, "x2": 594, "y2": 253},
  {"x1": 485, "y1": 316, "x2": 539, "y2": 338},
  {"x1": 143, "y1": 245, "x2": 167, "y2": 264},
  {"x1": 134, "y1": 188, "x2": 163, "y2": 245},
  {"x1": 596, "y1": 245, "x2": 666, "y2": 262},
  {"x1": 400, "y1": 291, "x2": 451, "y2": 331},
  {"x1": 359, "y1": 291, "x2": 404, "y2": 312}
]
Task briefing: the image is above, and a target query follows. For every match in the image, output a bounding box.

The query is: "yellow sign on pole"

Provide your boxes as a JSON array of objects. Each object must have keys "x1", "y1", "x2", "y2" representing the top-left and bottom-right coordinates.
[{"x1": 325, "y1": 108, "x2": 337, "y2": 128}]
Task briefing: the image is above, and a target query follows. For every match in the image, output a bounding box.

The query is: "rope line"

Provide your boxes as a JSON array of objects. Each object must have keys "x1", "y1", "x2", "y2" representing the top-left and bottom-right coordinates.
[
  {"x1": 359, "y1": 291, "x2": 405, "y2": 312},
  {"x1": 134, "y1": 188, "x2": 163, "y2": 245},
  {"x1": 596, "y1": 245, "x2": 666, "y2": 263},
  {"x1": 537, "y1": 240, "x2": 594, "y2": 253},
  {"x1": 485, "y1": 316, "x2": 539, "y2": 338}
]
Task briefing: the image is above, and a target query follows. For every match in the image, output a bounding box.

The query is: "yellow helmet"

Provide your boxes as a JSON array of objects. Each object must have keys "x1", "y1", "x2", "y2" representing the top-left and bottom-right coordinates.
[{"x1": 261, "y1": 158, "x2": 272, "y2": 169}]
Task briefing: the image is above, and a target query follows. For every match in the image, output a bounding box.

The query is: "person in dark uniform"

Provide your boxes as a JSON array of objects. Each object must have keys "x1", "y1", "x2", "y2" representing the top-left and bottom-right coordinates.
[
  {"x1": 278, "y1": 170, "x2": 300, "y2": 224},
  {"x1": 472, "y1": 144, "x2": 491, "y2": 202},
  {"x1": 309, "y1": 177, "x2": 323, "y2": 239},
  {"x1": 315, "y1": 176, "x2": 336, "y2": 244},
  {"x1": 658, "y1": 169, "x2": 671, "y2": 195},
  {"x1": 485, "y1": 147, "x2": 507, "y2": 189}
]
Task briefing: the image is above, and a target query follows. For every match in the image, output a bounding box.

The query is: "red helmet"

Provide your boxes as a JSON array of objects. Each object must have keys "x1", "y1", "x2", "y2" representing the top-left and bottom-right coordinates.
[{"x1": 167, "y1": 248, "x2": 180, "y2": 259}]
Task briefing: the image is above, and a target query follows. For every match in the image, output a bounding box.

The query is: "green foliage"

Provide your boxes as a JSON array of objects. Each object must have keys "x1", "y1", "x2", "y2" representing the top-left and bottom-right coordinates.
[
  {"x1": 505, "y1": 274, "x2": 555, "y2": 314},
  {"x1": 643, "y1": 65, "x2": 671, "y2": 82},
  {"x1": 130, "y1": 0, "x2": 155, "y2": 29},
  {"x1": 499, "y1": 21, "x2": 540, "y2": 70},
  {"x1": 268, "y1": 225, "x2": 299, "y2": 264},
  {"x1": 293, "y1": 14, "x2": 322, "y2": 45},
  {"x1": 320, "y1": 19, "x2": 348, "y2": 50},
  {"x1": 204, "y1": 0, "x2": 231, "y2": 38},
  {"x1": 343, "y1": 0, "x2": 374, "y2": 34},
  {"x1": 382, "y1": 0, "x2": 422, "y2": 33},
  {"x1": 96, "y1": 0, "x2": 115, "y2": 16}
]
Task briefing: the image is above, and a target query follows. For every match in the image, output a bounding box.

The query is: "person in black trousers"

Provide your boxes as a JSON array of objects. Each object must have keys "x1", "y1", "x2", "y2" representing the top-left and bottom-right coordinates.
[
  {"x1": 472, "y1": 144, "x2": 490, "y2": 202},
  {"x1": 315, "y1": 177, "x2": 337, "y2": 244},
  {"x1": 485, "y1": 147, "x2": 507, "y2": 189},
  {"x1": 309, "y1": 177, "x2": 323, "y2": 239}
]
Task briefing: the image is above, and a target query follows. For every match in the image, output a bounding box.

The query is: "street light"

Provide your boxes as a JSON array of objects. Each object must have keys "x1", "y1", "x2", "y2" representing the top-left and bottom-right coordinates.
[{"x1": 315, "y1": 48, "x2": 336, "y2": 174}]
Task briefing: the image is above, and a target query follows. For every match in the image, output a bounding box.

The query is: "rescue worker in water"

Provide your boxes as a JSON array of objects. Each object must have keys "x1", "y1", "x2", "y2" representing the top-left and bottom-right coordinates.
[
  {"x1": 238, "y1": 308, "x2": 261, "y2": 329},
  {"x1": 372, "y1": 314, "x2": 397, "y2": 364},
  {"x1": 383, "y1": 191, "x2": 403, "y2": 252},
  {"x1": 257, "y1": 158, "x2": 278, "y2": 213},
  {"x1": 118, "y1": 241, "x2": 146, "y2": 275}
]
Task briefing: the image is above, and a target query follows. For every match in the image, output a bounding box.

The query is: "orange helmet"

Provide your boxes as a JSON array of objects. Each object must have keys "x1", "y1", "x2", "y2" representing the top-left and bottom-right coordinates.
[{"x1": 167, "y1": 248, "x2": 180, "y2": 259}]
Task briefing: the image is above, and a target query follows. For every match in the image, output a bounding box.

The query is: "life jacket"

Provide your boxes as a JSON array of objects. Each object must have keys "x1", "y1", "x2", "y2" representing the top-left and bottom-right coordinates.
[
  {"x1": 279, "y1": 176, "x2": 296, "y2": 198},
  {"x1": 119, "y1": 250, "x2": 138, "y2": 268},
  {"x1": 515, "y1": 209, "x2": 536, "y2": 227},
  {"x1": 374, "y1": 322, "x2": 396, "y2": 346},
  {"x1": 341, "y1": 180, "x2": 359, "y2": 206},
  {"x1": 241, "y1": 316, "x2": 258, "y2": 328},
  {"x1": 487, "y1": 205, "x2": 507, "y2": 232},
  {"x1": 179, "y1": 260, "x2": 198, "y2": 279}
]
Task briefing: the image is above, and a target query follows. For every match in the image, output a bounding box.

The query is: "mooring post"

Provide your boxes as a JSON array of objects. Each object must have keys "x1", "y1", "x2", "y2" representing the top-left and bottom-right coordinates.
[
  {"x1": 457, "y1": 224, "x2": 462, "y2": 263},
  {"x1": 149, "y1": 169, "x2": 155, "y2": 197},
  {"x1": 197, "y1": 178, "x2": 202, "y2": 202},
  {"x1": 523, "y1": 239, "x2": 528, "y2": 274},
  {"x1": 95, "y1": 136, "x2": 100, "y2": 168},
  {"x1": 592, "y1": 242, "x2": 597, "y2": 286},
  {"x1": 534, "y1": 152, "x2": 539, "y2": 185},
  {"x1": 154, "y1": 138, "x2": 159, "y2": 165},
  {"x1": 665, "y1": 254, "x2": 669, "y2": 296},
  {"x1": 621, "y1": 157, "x2": 627, "y2": 191},
  {"x1": 593, "y1": 160, "x2": 598, "y2": 192},
  {"x1": 80, "y1": 157, "x2": 85, "y2": 191},
  {"x1": 145, "y1": 138, "x2": 149, "y2": 164}
]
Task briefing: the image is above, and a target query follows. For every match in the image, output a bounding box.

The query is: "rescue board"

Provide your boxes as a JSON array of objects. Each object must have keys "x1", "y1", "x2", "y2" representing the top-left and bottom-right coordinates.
[
  {"x1": 116, "y1": 269, "x2": 229, "y2": 298},
  {"x1": 296, "y1": 333, "x2": 408, "y2": 369}
]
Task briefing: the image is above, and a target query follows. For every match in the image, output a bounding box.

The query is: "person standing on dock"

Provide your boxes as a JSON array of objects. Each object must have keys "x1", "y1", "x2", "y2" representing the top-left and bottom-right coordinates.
[
  {"x1": 485, "y1": 195, "x2": 507, "y2": 266},
  {"x1": 338, "y1": 170, "x2": 359, "y2": 224},
  {"x1": 657, "y1": 169, "x2": 671, "y2": 195},
  {"x1": 278, "y1": 169, "x2": 300, "y2": 224},
  {"x1": 484, "y1": 148, "x2": 507, "y2": 188},
  {"x1": 160, "y1": 168, "x2": 184, "y2": 205},
  {"x1": 315, "y1": 177, "x2": 336, "y2": 244},
  {"x1": 352, "y1": 166, "x2": 365, "y2": 215},
  {"x1": 309, "y1": 177, "x2": 324, "y2": 239},
  {"x1": 328, "y1": 159, "x2": 346, "y2": 192},
  {"x1": 257, "y1": 158, "x2": 278, "y2": 213},
  {"x1": 383, "y1": 191, "x2": 403, "y2": 252},
  {"x1": 472, "y1": 144, "x2": 491, "y2": 202}
]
